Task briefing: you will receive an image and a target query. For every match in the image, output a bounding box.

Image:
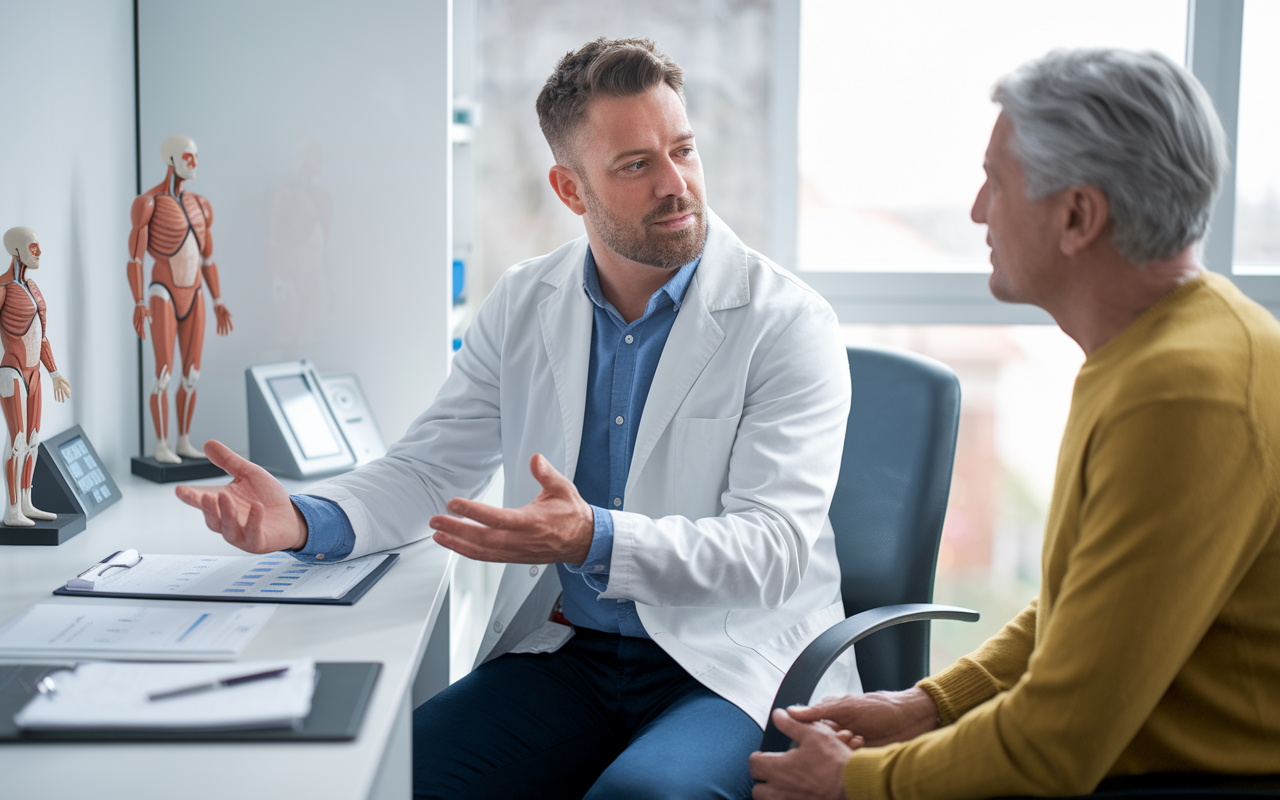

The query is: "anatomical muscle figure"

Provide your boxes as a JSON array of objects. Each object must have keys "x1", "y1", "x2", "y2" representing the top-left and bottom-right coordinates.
[
  {"x1": 128, "y1": 134, "x2": 233, "y2": 464},
  {"x1": 0, "y1": 227, "x2": 71, "y2": 527}
]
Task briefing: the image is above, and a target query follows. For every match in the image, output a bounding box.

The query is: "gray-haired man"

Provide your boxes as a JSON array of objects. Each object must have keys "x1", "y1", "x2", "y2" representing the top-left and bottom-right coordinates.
[{"x1": 750, "y1": 48, "x2": 1280, "y2": 800}]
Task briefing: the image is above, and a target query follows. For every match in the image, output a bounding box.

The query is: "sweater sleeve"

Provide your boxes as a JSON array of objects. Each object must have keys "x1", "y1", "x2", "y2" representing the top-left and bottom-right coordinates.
[
  {"x1": 917, "y1": 599, "x2": 1037, "y2": 725},
  {"x1": 843, "y1": 400, "x2": 1277, "y2": 800}
]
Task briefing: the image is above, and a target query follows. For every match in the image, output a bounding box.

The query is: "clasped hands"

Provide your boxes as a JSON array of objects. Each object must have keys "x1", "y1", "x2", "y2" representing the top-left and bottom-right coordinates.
[
  {"x1": 175, "y1": 441, "x2": 595, "y2": 568},
  {"x1": 748, "y1": 688, "x2": 940, "y2": 800}
]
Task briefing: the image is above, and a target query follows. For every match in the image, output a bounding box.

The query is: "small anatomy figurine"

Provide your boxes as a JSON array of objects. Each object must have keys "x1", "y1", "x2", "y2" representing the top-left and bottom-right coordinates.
[
  {"x1": 127, "y1": 134, "x2": 233, "y2": 464},
  {"x1": 0, "y1": 227, "x2": 71, "y2": 526}
]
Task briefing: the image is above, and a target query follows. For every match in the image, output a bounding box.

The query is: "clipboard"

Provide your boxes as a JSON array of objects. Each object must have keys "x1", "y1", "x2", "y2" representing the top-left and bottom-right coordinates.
[
  {"x1": 0, "y1": 662, "x2": 381, "y2": 743},
  {"x1": 53, "y1": 553, "x2": 399, "y2": 606}
]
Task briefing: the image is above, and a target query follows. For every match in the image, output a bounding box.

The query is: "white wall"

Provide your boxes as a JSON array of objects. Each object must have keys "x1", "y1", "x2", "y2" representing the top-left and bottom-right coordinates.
[
  {"x1": 0, "y1": 0, "x2": 139, "y2": 474},
  {"x1": 137, "y1": 0, "x2": 453, "y2": 457}
]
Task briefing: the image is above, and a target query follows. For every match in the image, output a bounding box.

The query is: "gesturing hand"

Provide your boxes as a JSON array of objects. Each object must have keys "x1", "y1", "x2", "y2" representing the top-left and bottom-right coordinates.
[
  {"x1": 749, "y1": 709, "x2": 859, "y2": 800},
  {"x1": 430, "y1": 453, "x2": 594, "y2": 565},
  {"x1": 174, "y1": 439, "x2": 308, "y2": 554},
  {"x1": 785, "y1": 687, "x2": 940, "y2": 748}
]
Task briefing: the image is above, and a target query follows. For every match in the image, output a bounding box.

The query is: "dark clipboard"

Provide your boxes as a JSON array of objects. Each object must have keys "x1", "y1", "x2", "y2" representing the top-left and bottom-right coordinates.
[
  {"x1": 0, "y1": 661, "x2": 381, "y2": 743},
  {"x1": 51, "y1": 553, "x2": 399, "y2": 606}
]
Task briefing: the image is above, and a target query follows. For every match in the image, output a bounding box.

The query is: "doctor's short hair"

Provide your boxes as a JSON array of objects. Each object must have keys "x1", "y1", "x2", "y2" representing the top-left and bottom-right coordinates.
[
  {"x1": 994, "y1": 48, "x2": 1228, "y2": 264},
  {"x1": 537, "y1": 37, "x2": 685, "y2": 167}
]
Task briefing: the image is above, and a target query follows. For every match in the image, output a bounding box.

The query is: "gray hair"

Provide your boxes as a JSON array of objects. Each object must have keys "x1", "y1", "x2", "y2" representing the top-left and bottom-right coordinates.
[{"x1": 994, "y1": 48, "x2": 1228, "y2": 264}]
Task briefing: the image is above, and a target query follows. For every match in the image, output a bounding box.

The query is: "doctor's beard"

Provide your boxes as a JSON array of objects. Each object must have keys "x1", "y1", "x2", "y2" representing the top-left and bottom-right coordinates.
[{"x1": 582, "y1": 183, "x2": 707, "y2": 270}]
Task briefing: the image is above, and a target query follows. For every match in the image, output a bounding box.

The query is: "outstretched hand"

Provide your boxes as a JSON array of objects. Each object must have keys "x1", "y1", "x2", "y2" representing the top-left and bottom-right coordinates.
[
  {"x1": 174, "y1": 439, "x2": 307, "y2": 553},
  {"x1": 749, "y1": 709, "x2": 858, "y2": 800},
  {"x1": 430, "y1": 453, "x2": 594, "y2": 565},
  {"x1": 785, "y1": 687, "x2": 940, "y2": 748}
]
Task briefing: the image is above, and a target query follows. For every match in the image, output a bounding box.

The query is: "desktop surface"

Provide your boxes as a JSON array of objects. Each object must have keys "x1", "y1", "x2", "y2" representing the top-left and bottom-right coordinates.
[{"x1": 0, "y1": 470, "x2": 454, "y2": 800}]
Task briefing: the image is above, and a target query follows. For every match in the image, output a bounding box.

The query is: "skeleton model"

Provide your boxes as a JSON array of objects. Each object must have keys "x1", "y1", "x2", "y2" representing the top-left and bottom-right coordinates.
[
  {"x1": 0, "y1": 227, "x2": 71, "y2": 526},
  {"x1": 128, "y1": 134, "x2": 233, "y2": 464}
]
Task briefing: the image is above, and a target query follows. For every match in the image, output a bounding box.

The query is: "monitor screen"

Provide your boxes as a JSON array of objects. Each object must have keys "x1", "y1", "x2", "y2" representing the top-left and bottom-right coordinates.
[
  {"x1": 267, "y1": 374, "x2": 343, "y2": 459},
  {"x1": 57, "y1": 434, "x2": 115, "y2": 509}
]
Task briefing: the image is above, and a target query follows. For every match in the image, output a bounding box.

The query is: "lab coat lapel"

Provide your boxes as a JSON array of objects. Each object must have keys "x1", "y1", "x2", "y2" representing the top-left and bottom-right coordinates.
[
  {"x1": 627, "y1": 211, "x2": 748, "y2": 490},
  {"x1": 538, "y1": 247, "x2": 594, "y2": 481}
]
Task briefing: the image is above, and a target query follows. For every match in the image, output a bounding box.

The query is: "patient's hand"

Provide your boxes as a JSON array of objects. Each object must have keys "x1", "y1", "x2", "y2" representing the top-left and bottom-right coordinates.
[{"x1": 786, "y1": 687, "x2": 940, "y2": 748}]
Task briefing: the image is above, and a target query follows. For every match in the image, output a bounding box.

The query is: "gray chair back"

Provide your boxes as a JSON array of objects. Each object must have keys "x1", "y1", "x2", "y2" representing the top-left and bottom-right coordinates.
[{"x1": 832, "y1": 345, "x2": 961, "y2": 692}]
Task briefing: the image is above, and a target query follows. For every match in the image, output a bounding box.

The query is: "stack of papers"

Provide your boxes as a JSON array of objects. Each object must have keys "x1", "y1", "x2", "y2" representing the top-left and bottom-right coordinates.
[
  {"x1": 0, "y1": 604, "x2": 275, "y2": 661},
  {"x1": 14, "y1": 658, "x2": 316, "y2": 731}
]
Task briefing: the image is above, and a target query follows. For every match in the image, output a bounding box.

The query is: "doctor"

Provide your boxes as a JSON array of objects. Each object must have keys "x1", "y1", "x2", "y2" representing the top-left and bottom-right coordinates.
[{"x1": 177, "y1": 37, "x2": 854, "y2": 799}]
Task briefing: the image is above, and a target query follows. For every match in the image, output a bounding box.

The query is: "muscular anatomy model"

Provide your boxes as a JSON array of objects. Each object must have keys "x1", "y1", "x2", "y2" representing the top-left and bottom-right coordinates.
[
  {"x1": 0, "y1": 227, "x2": 71, "y2": 526},
  {"x1": 128, "y1": 134, "x2": 233, "y2": 464}
]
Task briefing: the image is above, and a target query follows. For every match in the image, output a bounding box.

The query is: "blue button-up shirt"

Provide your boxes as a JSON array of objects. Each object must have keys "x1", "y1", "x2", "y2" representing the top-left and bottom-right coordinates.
[
  {"x1": 559, "y1": 248, "x2": 699, "y2": 637},
  {"x1": 288, "y1": 247, "x2": 700, "y2": 639}
]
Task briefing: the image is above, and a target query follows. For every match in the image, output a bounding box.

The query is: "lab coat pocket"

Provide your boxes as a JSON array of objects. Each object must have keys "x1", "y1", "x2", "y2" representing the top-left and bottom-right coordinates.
[{"x1": 671, "y1": 413, "x2": 742, "y2": 519}]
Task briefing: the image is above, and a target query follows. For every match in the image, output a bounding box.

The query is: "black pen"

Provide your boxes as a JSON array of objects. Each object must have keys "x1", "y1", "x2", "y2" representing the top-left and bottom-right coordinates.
[{"x1": 147, "y1": 666, "x2": 290, "y2": 702}]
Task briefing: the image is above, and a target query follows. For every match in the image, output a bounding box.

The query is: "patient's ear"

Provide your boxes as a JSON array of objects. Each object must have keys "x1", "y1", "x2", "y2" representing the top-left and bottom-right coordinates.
[{"x1": 1059, "y1": 184, "x2": 1110, "y2": 257}]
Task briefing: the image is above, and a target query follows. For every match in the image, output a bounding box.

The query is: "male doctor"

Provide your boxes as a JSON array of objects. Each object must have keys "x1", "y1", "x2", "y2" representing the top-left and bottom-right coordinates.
[{"x1": 177, "y1": 37, "x2": 855, "y2": 799}]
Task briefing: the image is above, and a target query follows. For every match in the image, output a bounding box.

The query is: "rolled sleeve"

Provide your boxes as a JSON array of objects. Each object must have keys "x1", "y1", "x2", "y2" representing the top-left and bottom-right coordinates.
[
  {"x1": 564, "y1": 505, "x2": 614, "y2": 592},
  {"x1": 289, "y1": 494, "x2": 356, "y2": 562}
]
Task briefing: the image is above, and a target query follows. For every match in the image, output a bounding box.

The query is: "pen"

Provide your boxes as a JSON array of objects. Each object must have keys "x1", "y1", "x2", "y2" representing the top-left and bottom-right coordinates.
[
  {"x1": 76, "y1": 550, "x2": 124, "y2": 578},
  {"x1": 147, "y1": 666, "x2": 290, "y2": 702}
]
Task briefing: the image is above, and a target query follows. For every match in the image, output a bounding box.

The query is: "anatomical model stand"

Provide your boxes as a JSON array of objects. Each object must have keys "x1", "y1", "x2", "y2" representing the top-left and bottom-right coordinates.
[
  {"x1": 0, "y1": 227, "x2": 72, "y2": 527},
  {"x1": 127, "y1": 134, "x2": 233, "y2": 464}
]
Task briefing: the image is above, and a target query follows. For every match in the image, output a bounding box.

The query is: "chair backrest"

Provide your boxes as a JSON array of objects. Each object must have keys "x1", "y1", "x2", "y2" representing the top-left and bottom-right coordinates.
[{"x1": 831, "y1": 345, "x2": 961, "y2": 692}]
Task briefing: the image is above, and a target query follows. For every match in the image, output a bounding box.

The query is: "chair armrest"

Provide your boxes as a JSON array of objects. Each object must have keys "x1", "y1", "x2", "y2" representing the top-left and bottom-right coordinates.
[{"x1": 759, "y1": 603, "x2": 978, "y2": 752}]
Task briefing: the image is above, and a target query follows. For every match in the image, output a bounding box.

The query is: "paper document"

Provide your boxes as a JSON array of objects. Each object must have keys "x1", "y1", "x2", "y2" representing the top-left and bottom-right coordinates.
[
  {"x1": 0, "y1": 604, "x2": 275, "y2": 661},
  {"x1": 14, "y1": 658, "x2": 315, "y2": 731},
  {"x1": 65, "y1": 552, "x2": 386, "y2": 600}
]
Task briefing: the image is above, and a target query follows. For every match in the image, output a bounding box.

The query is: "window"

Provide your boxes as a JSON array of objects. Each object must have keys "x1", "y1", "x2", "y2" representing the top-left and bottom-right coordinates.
[
  {"x1": 794, "y1": 0, "x2": 1188, "y2": 323},
  {"x1": 1233, "y1": 0, "x2": 1280, "y2": 273}
]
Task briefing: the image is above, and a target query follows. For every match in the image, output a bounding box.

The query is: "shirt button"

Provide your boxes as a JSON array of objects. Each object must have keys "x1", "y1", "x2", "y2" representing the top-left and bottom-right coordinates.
[
  {"x1": 315, "y1": 554, "x2": 325, "y2": 560},
  {"x1": 493, "y1": 620, "x2": 504, "y2": 633},
  {"x1": 529, "y1": 566, "x2": 539, "y2": 577},
  {"x1": 625, "y1": 335, "x2": 634, "y2": 344},
  {"x1": 613, "y1": 497, "x2": 621, "y2": 507},
  {"x1": 615, "y1": 415, "x2": 624, "y2": 425}
]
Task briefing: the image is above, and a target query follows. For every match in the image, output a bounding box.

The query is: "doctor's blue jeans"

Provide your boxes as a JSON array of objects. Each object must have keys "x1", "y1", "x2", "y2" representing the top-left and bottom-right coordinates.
[{"x1": 411, "y1": 627, "x2": 760, "y2": 799}]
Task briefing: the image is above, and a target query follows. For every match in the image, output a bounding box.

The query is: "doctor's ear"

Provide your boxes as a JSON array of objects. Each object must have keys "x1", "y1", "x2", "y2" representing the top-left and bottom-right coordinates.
[{"x1": 548, "y1": 165, "x2": 587, "y2": 216}]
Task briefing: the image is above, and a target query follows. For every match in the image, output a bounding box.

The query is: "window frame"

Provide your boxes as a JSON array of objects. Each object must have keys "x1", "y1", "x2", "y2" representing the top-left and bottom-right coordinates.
[{"x1": 771, "y1": 0, "x2": 1280, "y2": 324}]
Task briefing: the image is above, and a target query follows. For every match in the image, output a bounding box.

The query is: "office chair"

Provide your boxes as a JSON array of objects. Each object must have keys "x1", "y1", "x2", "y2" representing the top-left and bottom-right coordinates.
[{"x1": 760, "y1": 344, "x2": 977, "y2": 752}]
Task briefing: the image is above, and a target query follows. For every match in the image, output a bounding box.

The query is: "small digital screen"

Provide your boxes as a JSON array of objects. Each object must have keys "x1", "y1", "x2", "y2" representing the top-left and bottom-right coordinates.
[
  {"x1": 57, "y1": 435, "x2": 114, "y2": 508},
  {"x1": 267, "y1": 375, "x2": 342, "y2": 459}
]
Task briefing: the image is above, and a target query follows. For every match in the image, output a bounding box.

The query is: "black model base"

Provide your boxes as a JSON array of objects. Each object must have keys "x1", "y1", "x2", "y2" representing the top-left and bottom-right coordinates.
[
  {"x1": 0, "y1": 513, "x2": 87, "y2": 546},
  {"x1": 131, "y1": 455, "x2": 226, "y2": 483}
]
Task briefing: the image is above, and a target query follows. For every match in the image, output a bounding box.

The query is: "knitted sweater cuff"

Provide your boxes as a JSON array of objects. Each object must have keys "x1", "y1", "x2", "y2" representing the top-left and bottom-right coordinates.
[
  {"x1": 843, "y1": 749, "x2": 892, "y2": 800},
  {"x1": 916, "y1": 657, "x2": 1001, "y2": 725}
]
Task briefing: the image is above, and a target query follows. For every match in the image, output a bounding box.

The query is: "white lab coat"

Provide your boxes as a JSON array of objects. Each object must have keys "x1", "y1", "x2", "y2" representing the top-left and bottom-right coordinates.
[{"x1": 309, "y1": 210, "x2": 859, "y2": 727}]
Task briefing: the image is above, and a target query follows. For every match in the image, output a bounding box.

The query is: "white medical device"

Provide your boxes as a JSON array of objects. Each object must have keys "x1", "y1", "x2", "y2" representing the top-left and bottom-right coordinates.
[{"x1": 246, "y1": 360, "x2": 356, "y2": 479}]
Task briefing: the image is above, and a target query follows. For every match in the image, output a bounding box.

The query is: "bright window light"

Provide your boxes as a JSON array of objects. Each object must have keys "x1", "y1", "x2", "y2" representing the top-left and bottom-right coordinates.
[
  {"x1": 798, "y1": 0, "x2": 1188, "y2": 273},
  {"x1": 1233, "y1": 0, "x2": 1280, "y2": 274}
]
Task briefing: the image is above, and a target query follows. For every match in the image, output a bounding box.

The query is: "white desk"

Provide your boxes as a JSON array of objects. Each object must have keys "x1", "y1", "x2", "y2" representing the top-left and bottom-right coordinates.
[{"x1": 0, "y1": 471, "x2": 455, "y2": 800}]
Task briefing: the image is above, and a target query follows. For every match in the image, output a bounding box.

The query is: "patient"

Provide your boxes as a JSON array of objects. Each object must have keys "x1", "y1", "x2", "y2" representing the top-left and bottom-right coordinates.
[{"x1": 749, "y1": 48, "x2": 1280, "y2": 800}]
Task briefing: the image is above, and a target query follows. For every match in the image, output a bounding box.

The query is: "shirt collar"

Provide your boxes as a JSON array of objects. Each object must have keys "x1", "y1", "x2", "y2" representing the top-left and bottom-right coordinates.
[{"x1": 582, "y1": 246, "x2": 701, "y2": 319}]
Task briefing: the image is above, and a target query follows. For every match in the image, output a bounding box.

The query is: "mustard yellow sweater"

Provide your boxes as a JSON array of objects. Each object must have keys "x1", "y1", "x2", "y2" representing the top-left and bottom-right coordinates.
[{"x1": 845, "y1": 273, "x2": 1280, "y2": 799}]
